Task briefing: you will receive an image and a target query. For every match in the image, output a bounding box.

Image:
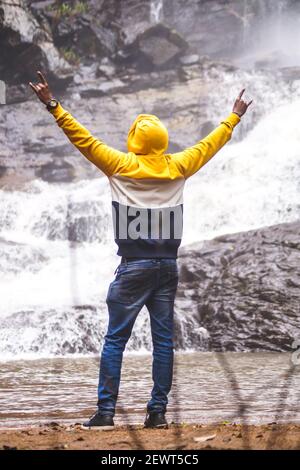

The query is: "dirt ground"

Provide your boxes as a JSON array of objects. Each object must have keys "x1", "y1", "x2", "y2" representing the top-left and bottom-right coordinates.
[{"x1": 1, "y1": 422, "x2": 300, "y2": 450}]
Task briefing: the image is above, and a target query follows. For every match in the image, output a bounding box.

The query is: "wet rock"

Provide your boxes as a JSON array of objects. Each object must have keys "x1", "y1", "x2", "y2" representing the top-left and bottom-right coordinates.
[
  {"x1": 0, "y1": 305, "x2": 108, "y2": 356},
  {"x1": 5, "y1": 84, "x2": 32, "y2": 105},
  {"x1": 30, "y1": 0, "x2": 57, "y2": 12},
  {"x1": 53, "y1": 443, "x2": 69, "y2": 450},
  {"x1": 0, "y1": 166, "x2": 6, "y2": 179},
  {"x1": 55, "y1": 23, "x2": 117, "y2": 59},
  {"x1": 139, "y1": 23, "x2": 188, "y2": 66},
  {"x1": 73, "y1": 63, "x2": 98, "y2": 84},
  {"x1": 79, "y1": 78, "x2": 125, "y2": 98},
  {"x1": 36, "y1": 159, "x2": 75, "y2": 183},
  {"x1": 125, "y1": 23, "x2": 189, "y2": 70},
  {"x1": 2, "y1": 0, "x2": 298, "y2": 95},
  {"x1": 116, "y1": 68, "x2": 180, "y2": 94},
  {"x1": 176, "y1": 220, "x2": 300, "y2": 352},
  {"x1": 180, "y1": 54, "x2": 200, "y2": 66},
  {"x1": 118, "y1": 0, "x2": 244, "y2": 61},
  {"x1": 97, "y1": 60, "x2": 116, "y2": 78},
  {"x1": 49, "y1": 421, "x2": 60, "y2": 427},
  {"x1": 200, "y1": 121, "x2": 215, "y2": 137},
  {"x1": 0, "y1": 0, "x2": 72, "y2": 88},
  {"x1": 91, "y1": 24, "x2": 118, "y2": 55}
]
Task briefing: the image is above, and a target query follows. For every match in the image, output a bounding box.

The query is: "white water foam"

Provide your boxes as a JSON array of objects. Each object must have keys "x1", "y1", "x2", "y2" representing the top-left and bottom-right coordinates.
[{"x1": 0, "y1": 68, "x2": 299, "y2": 359}]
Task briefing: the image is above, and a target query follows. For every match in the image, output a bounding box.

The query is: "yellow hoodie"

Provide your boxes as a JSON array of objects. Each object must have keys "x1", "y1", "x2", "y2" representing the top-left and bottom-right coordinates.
[
  {"x1": 50, "y1": 104, "x2": 240, "y2": 257},
  {"x1": 127, "y1": 114, "x2": 169, "y2": 155}
]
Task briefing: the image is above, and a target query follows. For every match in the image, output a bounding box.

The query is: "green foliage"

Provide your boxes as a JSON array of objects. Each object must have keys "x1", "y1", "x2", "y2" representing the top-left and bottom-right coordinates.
[
  {"x1": 74, "y1": 1, "x2": 88, "y2": 14},
  {"x1": 47, "y1": 1, "x2": 88, "y2": 18},
  {"x1": 59, "y1": 47, "x2": 80, "y2": 65}
]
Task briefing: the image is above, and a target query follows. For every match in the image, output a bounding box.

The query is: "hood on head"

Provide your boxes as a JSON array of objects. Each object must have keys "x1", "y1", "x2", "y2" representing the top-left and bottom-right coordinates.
[{"x1": 127, "y1": 114, "x2": 169, "y2": 155}]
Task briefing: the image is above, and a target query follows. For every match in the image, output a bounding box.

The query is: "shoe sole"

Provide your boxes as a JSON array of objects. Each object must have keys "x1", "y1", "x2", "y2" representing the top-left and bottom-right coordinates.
[
  {"x1": 81, "y1": 425, "x2": 114, "y2": 431},
  {"x1": 144, "y1": 424, "x2": 168, "y2": 429}
]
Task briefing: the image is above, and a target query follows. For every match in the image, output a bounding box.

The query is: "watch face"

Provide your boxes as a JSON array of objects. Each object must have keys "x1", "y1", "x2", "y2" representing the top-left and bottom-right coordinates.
[{"x1": 49, "y1": 99, "x2": 58, "y2": 108}]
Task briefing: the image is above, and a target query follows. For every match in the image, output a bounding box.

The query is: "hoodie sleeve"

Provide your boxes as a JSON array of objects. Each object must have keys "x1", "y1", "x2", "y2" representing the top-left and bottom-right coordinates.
[
  {"x1": 171, "y1": 113, "x2": 240, "y2": 179},
  {"x1": 49, "y1": 103, "x2": 129, "y2": 177}
]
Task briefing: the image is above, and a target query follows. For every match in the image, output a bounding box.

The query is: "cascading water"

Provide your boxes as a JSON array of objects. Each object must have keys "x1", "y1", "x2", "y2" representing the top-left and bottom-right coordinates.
[
  {"x1": 237, "y1": 0, "x2": 300, "y2": 67},
  {"x1": 1, "y1": 63, "x2": 299, "y2": 360},
  {"x1": 1, "y1": 0, "x2": 300, "y2": 361},
  {"x1": 150, "y1": 0, "x2": 163, "y2": 23}
]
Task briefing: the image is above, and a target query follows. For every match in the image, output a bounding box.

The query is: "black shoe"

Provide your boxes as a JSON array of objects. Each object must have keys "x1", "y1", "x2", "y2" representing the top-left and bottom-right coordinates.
[
  {"x1": 82, "y1": 411, "x2": 114, "y2": 430},
  {"x1": 144, "y1": 412, "x2": 168, "y2": 429}
]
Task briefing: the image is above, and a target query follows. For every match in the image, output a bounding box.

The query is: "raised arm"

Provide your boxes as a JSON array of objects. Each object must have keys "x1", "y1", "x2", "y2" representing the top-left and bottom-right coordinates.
[
  {"x1": 172, "y1": 89, "x2": 253, "y2": 179},
  {"x1": 29, "y1": 71, "x2": 129, "y2": 177}
]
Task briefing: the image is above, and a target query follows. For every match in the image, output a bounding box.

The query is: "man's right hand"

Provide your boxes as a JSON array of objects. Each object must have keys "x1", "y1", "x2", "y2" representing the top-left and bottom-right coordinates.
[
  {"x1": 29, "y1": 71, "x2": 53, "y2": 105},
  {"x1": 232, "y1": 89, "x2": 253, "y2": 117}
]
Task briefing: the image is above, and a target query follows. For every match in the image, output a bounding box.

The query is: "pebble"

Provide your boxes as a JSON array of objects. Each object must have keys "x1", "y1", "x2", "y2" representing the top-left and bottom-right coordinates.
[
  {"x1": 193, "y1": 433, "x2": 216, "y2": 443},
  {"x1": 54, "y1": 443, "x2": 69, "y2": 450}
]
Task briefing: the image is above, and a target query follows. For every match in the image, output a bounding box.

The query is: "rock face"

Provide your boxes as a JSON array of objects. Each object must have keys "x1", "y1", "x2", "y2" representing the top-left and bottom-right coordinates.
[
  {"x1": 0, "y1": 0, "x2": 72, "y2": 96},
  {"x1": 0, "y1": 1, "x2": 299, "y2": 358},
  {"x1": 1, "y1": 220, "x2": 298, "y2": 356},
  {"x1": 1, "y1": 0, "x2": 299, "y2": 95},
  {"x1": 119, "y1": 22, "x2": 188, "y2": 70},
  {"x1": 138, "y1": 23, "x2": 188, "y2": 67},
  {"x1": 0, "y1": 60, "x2": 230, "y2": 183},
  {"x1": 175, "y1": 220, "x2": 300, "y2": 352},
  {"x1": 1, "y1": 0, "x2": 299, "y2": 106}
]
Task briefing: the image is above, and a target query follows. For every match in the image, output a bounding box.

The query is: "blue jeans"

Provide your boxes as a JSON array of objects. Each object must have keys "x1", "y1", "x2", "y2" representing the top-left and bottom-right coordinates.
[{"x1": 97, "y1": 258, "x2": 179, "y2": 416}]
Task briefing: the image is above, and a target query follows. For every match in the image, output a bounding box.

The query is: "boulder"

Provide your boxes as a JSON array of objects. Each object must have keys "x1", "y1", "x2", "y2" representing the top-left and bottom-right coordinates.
[
  {"x1": 36, "y1": 159, "x2": 75, "y2": 183},
  {"x1": 180, "y1": 54, "x2": 200, "y2": 66},
  {"x1": 78, "y1": 78, "x2": 125, "y2": 98},
  {"x1": 33, "y1": 1, "x2": 119, "y2": 61},
  {"x1": 176, "y1": 221, "x2": 300, "y2": 352},
  {"x1": 0, "y1": 0, "x2": 72, "y2": 88},
  {"x1": 138, "y1": 23, "x2": 188, "y2": 67},
  {"x1": 119, "y1": 23, "x2": 189, "y2": 70},
  {"x1": 97, "y1": 59, "x2": 116, "y2": 78}
]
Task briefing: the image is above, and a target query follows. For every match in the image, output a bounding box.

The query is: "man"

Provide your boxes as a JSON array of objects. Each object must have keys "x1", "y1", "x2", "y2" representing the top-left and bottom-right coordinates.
[{"x1": 29, "y1": 71, "x2": 252, "y2": 430}]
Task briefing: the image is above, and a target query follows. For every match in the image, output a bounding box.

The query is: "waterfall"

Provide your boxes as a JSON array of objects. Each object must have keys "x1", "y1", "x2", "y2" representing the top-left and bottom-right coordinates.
[
  {"x1": 1, "y1": 64, "x2": 299, "y2": 360},
  {"x1": 238, "y1": 0, "x2": 299, "y2": 67},
  {"x1": 1, "y1": 0, "x2": 300, "y2": 359},
  {"x1": 150, "y1": 0, "x2": 163, "y2": 23}
]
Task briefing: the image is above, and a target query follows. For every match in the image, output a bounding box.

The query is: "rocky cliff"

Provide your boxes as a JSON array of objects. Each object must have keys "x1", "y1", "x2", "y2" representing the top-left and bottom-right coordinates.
[
  {"x1": 0, "y1": 0, "x2": 299, "y2": 357},
  {"x1": 176, "y1": 220, "x2": 300, "y2": 352},
  {"x1": 1, "y1": 0, "x2": 300, "y2": 184}
]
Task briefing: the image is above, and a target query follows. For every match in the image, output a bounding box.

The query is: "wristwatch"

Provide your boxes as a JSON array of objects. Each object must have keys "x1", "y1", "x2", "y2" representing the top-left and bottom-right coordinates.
[{"x1": 46, "y1": 98, "x2": 59, "y2": 111}]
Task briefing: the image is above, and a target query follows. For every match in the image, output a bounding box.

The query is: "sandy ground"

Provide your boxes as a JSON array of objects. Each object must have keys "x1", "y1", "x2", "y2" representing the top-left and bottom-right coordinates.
[{"x1": 1, "y1": 423, "x2": 300, "y2": 450}]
